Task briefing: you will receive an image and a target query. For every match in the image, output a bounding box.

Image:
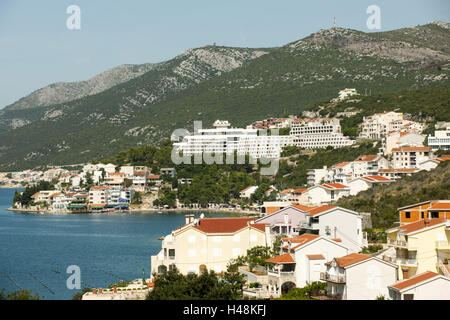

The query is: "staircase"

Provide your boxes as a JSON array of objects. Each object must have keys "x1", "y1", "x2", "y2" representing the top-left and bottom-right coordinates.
[{"x1": 437, "y1": 259, "x2": 450, "y2": 278}]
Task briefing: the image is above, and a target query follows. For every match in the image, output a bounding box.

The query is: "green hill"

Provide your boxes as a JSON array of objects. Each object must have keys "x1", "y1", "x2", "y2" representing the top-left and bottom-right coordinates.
[
  {"x1": 0, "y1": 22, "x2": 449, "y2": 171},
  {"x1": 338, "y1": 161, "x2": 450, "y2": 229}
]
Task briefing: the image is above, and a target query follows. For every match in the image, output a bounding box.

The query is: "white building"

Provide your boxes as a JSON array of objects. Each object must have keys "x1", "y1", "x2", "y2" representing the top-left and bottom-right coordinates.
[
  {"x1": 388, "y1": 271, "x2": 450, "y2": 300},
  {"x1": 266, "y1": 234, "x2": 349, "y2": 297},
  {"x1": 307, "y1": 183, "x2": 350, "y2": 206},
  {"x1": 428, "y1": 126, "x2": 450, "y2": 151},
  {"x1": 290, "y1": 118, "x2": 355, "y2": 149},
  {"x1": 89, "y1": 186, "x2": 109, "y2": 205},
  {"x1": 383, "y1": 131, "x2": 426, "y2": 155},
  {"x1": 359, "y1": 111, "x2": 422, "y2": 140},
  {"x1": 307, "y1": 166, "x2": 328, "y2": 186},
  {"x1": 337, "y1": 88, "x2": 357, "y2": 101},
  {"x1": 298, "y1": 206, "x2": 367, "y2": 253},
  {"x1": 323, "y1": 253, "x2": 398, "y2": 300},
  {"x1": 173, "y1": 120, "x2": 291, "y2": 159},
  {"x1": 347, "y1": 175, "x2": 393, "y2": 196},
  {"x1": 240, "y1": 186, "x2": 258, "y2": 198},
  {"x1": 391, "y1": 146, "x2": 432, "y2": 169}
]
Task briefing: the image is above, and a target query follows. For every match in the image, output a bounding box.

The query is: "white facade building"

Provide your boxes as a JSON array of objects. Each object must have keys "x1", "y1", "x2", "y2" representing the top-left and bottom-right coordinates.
[
  {"x1": 391, "y1": 146, "x2": 432, "y2": 169},
  {"x1": 290, "y1": 118, "x2": 354, "y2": 149},
  {"x1": 428, "y1": 126, "x2": 450, "y2": 151},
  {"x1": 173, "y1": 120, "x2": 291, "y2": 159}
]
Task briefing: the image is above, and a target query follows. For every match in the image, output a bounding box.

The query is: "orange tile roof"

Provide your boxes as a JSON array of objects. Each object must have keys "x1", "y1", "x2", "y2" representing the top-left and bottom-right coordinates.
[
  {"x1": 251, "y1": 223, "x2": 267, "y2": 232},
  {"x1": 428, "y1": 201, "x2": 450, "y2": 211},
  {"x1": 266, "y1": 252, "x2": 295, "y2": 264},
  {"x1": 331, "y1": 238, "x2": 342, "y2": 242},
  {"x1": 307, "y1": 205, "x2": 336, "y2": 216},
  {"x1": 437, "y1": 155, "x2": 450, "y2": 161},
  {"x1": 240, "y1": 186, "x2": 254, "y2": 193},
  {"x1": 292, "y1": 188, "x2": 308, "y2": 194},
  {"x1": 90, "y1": 186, "x2": 107, "y2": 190},
  {"x1": 355, "y1": 155, "x2": 378, "y2": 162},
  {"x1": 326, "y1": 253, "x2": 371, "y2": 268},
  {"x1": 334, "y1": 162, "x2": 351, "y2": 168},
  {"x1": 108, "y1": 172, "x2": 125, "y2": 175},
  {"x1": 306, "y1": 254, "x2": 325, "y2": 260},
  {"x1": 361, "y1": 175, "x2": 392, "y2": 182},
  {"x1": 279, "y1": 188, "x2": 292, "y2": 194},
  {"x1": 379, "y1": 168, "x2": 419, "y2": 173},
  {"x1": 393, "y1": 218, "x2": 446, "y2": 234},
  {"x1": 192, "y1": 217, "x2": 257, "y2": 234},
  {"x1": 391, "y1": 146, "x2": 430, "y2": 152},
  {"x1": 322, "y1": 183, "x2": 348, "y2": 189},
  {"x1": 292, "y1": 204, "x2": 314, "y2": 211},
  {"x1": 390, "y1": 271, "x2": 440, "y2": 291},
  {"x1": 31, "y1": 192, "x2": 40, "y2": 198},
  {"x1": 289, "y1": 234, "x2": 320, "y2": 250}
]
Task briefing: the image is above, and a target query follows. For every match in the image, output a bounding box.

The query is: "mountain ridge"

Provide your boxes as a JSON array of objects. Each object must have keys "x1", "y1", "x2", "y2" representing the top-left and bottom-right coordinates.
[{"x1": 0, "y1": 22, "x2": 449, "y2": 171}]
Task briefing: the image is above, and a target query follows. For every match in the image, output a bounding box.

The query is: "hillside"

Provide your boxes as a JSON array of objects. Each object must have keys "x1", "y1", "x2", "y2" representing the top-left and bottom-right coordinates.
[
  {"x1": 0, "y1": 22, "x2": 449, "y2": 170},
  {"x1": 337, "y1": 161, "x2": 450, "y2": 229}
]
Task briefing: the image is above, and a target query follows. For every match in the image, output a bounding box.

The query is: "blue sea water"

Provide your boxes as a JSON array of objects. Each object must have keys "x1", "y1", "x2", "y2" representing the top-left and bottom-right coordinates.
[{"x1": 0, "y1": 188, "x2": 234, "y2": 300}]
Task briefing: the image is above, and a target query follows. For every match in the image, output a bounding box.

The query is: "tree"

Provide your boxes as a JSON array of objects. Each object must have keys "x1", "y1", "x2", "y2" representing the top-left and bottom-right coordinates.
[
  {"x1": 146, "y1": 267, "x2": 238, "y2": 300},
  {"x1": 0, "y1": 289, "x2": 40, "y2": 300}
]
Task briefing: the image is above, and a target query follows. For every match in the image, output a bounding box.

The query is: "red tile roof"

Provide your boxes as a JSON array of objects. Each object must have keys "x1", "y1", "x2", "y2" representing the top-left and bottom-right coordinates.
[
  {"x1": 279, "y1": 188, "x2": 292, "y2": 194},
  {"x1": 192, "y1": 217, "x2": 259, "y2": 234},
  {"x1": 391, "y1": 146, "x2": 430, "y2": 152},
  {"x1": 390, "y1": 271, "x2": 440, "y2": 291},
  {"x1": 428, "y1": 201, "x2": 450, "y2": 211},
  {"x1": 266, "y1": 252, "x2": 295, "y2": 264},
  {"x1": 307, "y1": 205, "x2": 336, "y2": 216},
  {"x1": 240, "y1": 186, "x2": 254, "y2": 193},
  {"x1": 361, "y1": 175, "x2": 392, "y2": 182},
  {"x1": 292, "y1": 204, "x2": 314, "y2": 211},
  {"x1": 322, "y1": 183, "x2": 349, "y2": 189},
  {"x1": 292, "y1": 188, "x2": 308, "y2": 194},
  {"x1": 306, "y1": 254, "x2": 325, "y2": 260},
  {"x1": 289, "y1": 234, "x2": 320, "y2": 250},
  {"x1": 355, "y1": 155, "x2": 378, "y2": 162},
  {"x1": 392, "y1": 218, "x2": 446, "y2": 234},
  {"x1": 326, "y1": 253, "x2": 371, "y2": 268}
]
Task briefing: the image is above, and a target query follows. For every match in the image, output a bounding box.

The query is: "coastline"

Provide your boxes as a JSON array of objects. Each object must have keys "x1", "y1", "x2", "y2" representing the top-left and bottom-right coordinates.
[{"x1": 6, "y1": 206, "x2": 260, "y2": 216}]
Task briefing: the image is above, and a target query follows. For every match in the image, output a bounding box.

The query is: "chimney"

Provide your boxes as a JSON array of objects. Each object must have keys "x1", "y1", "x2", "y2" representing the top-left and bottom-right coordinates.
[
  {"x1": 113, "y1": 285, "x2": 117, "y2": 293},
  {"x1": 98, "y1": 288, "x2": 103, "y2": 294},
  {"x1": 92, "y1": 288, "x2": 97, "y2": 295},
  {"x1": 402, "y1": 268, "x2": 409, "y2": 280}
]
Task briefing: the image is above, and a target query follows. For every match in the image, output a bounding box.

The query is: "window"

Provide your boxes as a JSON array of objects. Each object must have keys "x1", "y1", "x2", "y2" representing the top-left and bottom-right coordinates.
[
  {"x1": 232, "y1": 248, "x2": 241, "y2": 257},
  {"x1": 421, "y1": 212, "x2": 424, "y2": 219},
  {"x1": 431, "y1": 212, "x2": 439, "y2": 218},
  {"x1": 188, "y1": 249, "x2": 196, "y2": 257},
  {"x1": 404, "y1": 294, "x2": 414, "y2": 300},
  {"x1": 250, "y1": 234, "x2": 258, "y2": 242},
  {"x1": 405, "y1": 212, "x2": 411, "y2": 219},
  {"x1": 213, "y1": 248, "x2": 222, "y2": 257},
  {"x1": 188, "y1": 236, "x2": 196, "y2": 243}
]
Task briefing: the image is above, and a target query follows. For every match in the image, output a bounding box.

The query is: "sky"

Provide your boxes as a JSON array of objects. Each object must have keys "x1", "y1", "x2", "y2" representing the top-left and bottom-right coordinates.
[{"x1": 0, "y1": 0, "x2": 449, "y2": 108}]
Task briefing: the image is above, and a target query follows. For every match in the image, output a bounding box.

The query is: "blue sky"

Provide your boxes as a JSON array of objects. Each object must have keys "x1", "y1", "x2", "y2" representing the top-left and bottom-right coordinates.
[{"x1": 0, "y1": 0, "x2": 448, "y2": 108}]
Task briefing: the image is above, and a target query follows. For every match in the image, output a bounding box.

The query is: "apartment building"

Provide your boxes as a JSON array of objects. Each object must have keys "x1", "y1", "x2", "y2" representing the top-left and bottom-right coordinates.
[
  {"x1": 347, "y1": 175, "x2": 392, "y2": 196},
  {"x1": 173, "y1": 120, "x2": 291, "y2": 159},
  {"x1": 255, "y1": 206, "x2": 308, "y2": 237},
  {"x1": 388, "y1": 271, "x2": 450, "y2": 300},
  {"x1": 307, "y1": 183, "x2": 350, "y2": 205},
  {"x1": 290, "y1": 118, "x2": 355, "y2": 149},
  {"x1": 391, "y1": 146, "x2": 432, "y2": 169},
  {"x1": 266, "y1": 234, "x2": 349, "y2": 297},
  {"x1": 296, "y1": 205, "x2": 367, "y2": 253},
  {"x1": 151, "y1": 216, "x2": 270, "y2": 275},
  {"x1": 385, "y1": 218, "x2": 450, "y2": 280},
  {"x1": 428, "y1": 126, "x2": 450, "y2": 151},
  {"x1": 323, "y1": 253, "x2": 398, "y2": 300},
  {"x1": 307, "y1": 166, "x2": 328, "y2": 186},
  {"x1": 382, "y1": 131, "x2": 425, "y2": 155}
]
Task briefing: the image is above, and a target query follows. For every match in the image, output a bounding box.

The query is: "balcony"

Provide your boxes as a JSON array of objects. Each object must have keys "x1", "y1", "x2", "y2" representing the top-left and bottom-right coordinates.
[
  {"x1": 436, "y1": 240, "x2": 450, "y2": 250},
  {"x1": 267, "y1": 270, "x2": 296, "y2": 283},
  {"x1": 396, "y1": 257, "x2": 418, "y2": 267},
  {"x1": 387, "y1": 238, "x2": 407, "y2": 248},
  {"x1": 320, "y1": 272, "x2": 346, "y2": 283}
]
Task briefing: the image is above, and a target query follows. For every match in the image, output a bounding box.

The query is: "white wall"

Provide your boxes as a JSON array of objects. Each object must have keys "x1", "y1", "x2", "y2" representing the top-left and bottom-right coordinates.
[{"x1": 346, "y1": 259, "x2": 397, "y2": 300}]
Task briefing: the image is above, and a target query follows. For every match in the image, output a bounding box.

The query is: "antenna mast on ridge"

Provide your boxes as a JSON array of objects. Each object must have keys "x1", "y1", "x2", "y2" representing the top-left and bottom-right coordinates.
[{"x1": 333, "y1": 16, "x2": 336, "y2": 29}]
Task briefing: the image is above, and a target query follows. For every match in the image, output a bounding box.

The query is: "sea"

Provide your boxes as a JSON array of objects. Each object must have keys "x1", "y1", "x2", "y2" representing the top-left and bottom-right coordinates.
[{"x1": 0, "y1": 188, "x2": 237, "y2": 300}]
